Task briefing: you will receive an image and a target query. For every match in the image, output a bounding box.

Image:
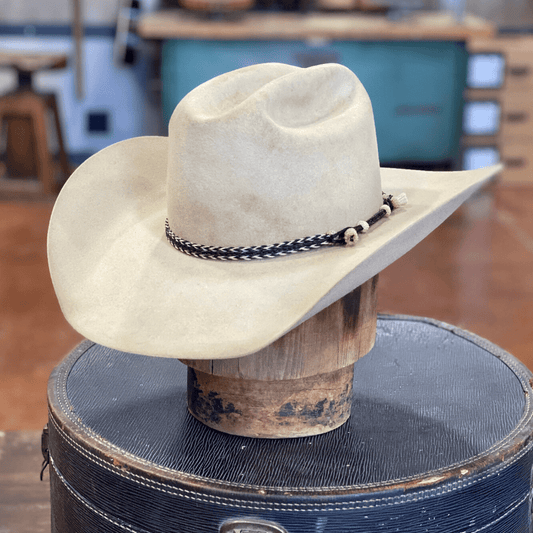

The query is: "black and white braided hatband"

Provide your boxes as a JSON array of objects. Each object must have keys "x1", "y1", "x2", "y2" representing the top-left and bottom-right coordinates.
[{"x1": 165, "y1": 192, "x2": 407, "y2": 261}]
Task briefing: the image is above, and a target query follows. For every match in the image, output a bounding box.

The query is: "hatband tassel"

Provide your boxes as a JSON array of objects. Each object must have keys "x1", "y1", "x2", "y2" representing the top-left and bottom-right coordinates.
[{"x1": 391, "y1": 193, "x2": 408, "y2": 209}]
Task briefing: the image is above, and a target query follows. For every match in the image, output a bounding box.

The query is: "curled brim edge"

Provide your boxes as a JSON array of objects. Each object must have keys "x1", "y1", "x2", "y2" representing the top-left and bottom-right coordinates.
[{"x1": 47, "y1": 136, "x2": 502, "y2": 360}]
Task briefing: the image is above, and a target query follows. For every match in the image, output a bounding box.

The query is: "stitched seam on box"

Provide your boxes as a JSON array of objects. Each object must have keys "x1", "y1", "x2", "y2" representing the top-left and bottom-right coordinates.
[
  {"x1": 53, "y1": 317, "x2": 533, "y2": 494},
  {"x1": 54, "y1": 374, "x2": 533, "y2": 493},
  {"x1": 467, "y1": 492, "x2": 530, "y2": 533},
  {"x1": 54, "y1": 361, "x2": 533, "y2": 494},
  {"x1": 50, "y1": 448, "x2": 531, "y2": 529},
  {"x1": 51, "y1": 457, "x2": 146, "y2": 533},
  {"x1": 49, "y1": 413, "x2": 533, "y2": 511}
]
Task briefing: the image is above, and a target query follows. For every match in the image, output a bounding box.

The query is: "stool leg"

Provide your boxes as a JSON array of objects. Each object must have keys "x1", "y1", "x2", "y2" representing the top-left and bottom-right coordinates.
[
  {"x1": 5, "y1": 115, "x2": 38, "y2": 177},
  {"x1": 48, "y1": 94, "x2": 71, "y2": 180},
  {"x1": 28, "y1": 96, "x2": 55, "y2": 195},
  {"x1": 0, "y1": 107, "x2": 6, "y2": 179}
]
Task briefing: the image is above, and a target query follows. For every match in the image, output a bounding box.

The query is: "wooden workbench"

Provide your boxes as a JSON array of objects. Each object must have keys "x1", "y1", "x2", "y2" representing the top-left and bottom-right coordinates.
[
  {"x1": 138, "y1": 10, "x2": 495, "y2": 41},
  {"x1": 138, "y1": 9, "x2": 496, "y2": 167}
]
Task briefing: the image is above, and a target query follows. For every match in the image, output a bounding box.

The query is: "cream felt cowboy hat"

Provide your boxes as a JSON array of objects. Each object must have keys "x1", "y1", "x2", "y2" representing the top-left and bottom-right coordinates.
[{"x1": 48, "y1": 62, "x2": 501, "y2": 360}]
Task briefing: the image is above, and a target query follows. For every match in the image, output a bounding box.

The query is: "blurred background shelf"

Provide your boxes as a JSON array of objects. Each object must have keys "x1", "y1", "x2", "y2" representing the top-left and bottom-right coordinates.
[
  {"x1": 463, "y1": 35, "x2": 533, "y2": 183},
  {"x1": 139, "y1": 10, "x2": 495, "y2": 169}
]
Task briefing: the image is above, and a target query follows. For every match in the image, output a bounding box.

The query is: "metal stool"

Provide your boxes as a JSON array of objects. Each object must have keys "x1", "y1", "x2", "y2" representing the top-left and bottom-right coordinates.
[{"x1": 0, "y1": 52, "x2": 71, "y2": 196}]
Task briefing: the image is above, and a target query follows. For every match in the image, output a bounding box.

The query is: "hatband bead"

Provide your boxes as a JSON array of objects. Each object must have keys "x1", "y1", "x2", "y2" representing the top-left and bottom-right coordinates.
[
  {"x1": 380, "y1": 204, "x2": 392, "y2": 216},
  {"x1": 358, "y1": 220, "x2": 370, "y2": 233},
  {"x1": 344, "y1": 227, "x2": 358, "y2": 246}
]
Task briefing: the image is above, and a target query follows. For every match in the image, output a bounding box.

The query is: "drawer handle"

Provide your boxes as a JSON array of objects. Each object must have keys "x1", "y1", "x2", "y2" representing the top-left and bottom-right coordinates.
[
  {"x1": 504, "y1": 157, "x2": 526, "y2": 169},
  {"x1": 508, "y1": 66, "x2": 530, "y2": 77},
  {"x1": 395, "y1": 104, "x2": 442, "y2": 116},
  {"x1": 505, "y1": 112, "x2": 528, "y2": 123}
]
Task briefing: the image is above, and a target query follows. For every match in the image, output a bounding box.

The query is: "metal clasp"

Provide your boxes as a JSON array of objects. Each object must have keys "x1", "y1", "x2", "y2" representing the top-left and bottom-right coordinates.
[
  {"x1": 40, "y1": 423, "x2": 50, "y2": 481},
  {"x1": 220, "y1": 518, "x2": 288, "y2": 533}
]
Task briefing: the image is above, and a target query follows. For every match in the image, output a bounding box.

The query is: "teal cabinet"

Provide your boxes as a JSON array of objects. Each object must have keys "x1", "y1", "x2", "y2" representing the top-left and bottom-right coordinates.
[{"x1": 162, "y1": 39, "x2": 468, "y2": 165}]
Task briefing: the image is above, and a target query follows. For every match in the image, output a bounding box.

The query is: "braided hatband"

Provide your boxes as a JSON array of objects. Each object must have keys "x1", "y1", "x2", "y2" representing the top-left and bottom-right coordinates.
[{"x1": 165, "y1": 192, "x2": 407, "y2": 261}]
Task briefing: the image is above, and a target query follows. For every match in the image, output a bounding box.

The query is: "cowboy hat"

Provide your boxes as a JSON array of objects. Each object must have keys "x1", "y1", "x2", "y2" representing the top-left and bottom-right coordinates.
[{"x1": 48, "y1": 62, "x2": 501, "y2": 360}]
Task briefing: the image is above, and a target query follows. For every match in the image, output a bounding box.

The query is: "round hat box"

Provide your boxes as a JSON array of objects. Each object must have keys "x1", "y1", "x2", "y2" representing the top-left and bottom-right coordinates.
[{"x1": 46, "y1": 315, "x2": 533, "y2": 533}]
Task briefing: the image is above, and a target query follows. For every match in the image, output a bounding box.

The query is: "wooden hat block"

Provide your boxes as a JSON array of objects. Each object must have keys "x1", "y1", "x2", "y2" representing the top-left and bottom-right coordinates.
[{"x1": 181, "y1": 275, "x2": 378, "y2": 438}]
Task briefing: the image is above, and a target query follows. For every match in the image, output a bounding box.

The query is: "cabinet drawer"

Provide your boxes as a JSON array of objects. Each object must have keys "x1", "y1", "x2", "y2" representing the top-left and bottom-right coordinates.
[
  {"x1": 500, "y1": 141, "x2": 533, "y2": 183},
  {"x1": 162, "y1": 39, "x2": 467, "y2": 164},
  {"x1": 504, "y1": 49, "x2": 533, "y2": 91},
  {"x1": 500, "y1": 92, "x2": 533, "y2": 140},
  {"x1": 468, "y1": 37, "x2": 533, "y2": 91}
]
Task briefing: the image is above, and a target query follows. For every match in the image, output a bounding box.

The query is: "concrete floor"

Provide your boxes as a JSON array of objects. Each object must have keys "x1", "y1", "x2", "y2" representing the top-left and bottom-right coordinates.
[{"x1": 1, "y1": 178, "x2": 532, "y2": 431}]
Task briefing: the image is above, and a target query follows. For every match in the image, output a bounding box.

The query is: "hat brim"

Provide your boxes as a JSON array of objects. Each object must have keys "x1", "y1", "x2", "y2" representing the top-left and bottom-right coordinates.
[{"x1": 48, "y1": 136, "x2": 501, "y2": 359}]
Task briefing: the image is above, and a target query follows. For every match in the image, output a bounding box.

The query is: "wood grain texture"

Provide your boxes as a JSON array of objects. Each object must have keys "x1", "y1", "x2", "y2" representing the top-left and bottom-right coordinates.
[
  {"x1": 188, "y1": 364, "x2": 354, "y2": 438},
  {"x1": 0, "y1": 91, "x2": 54, "y2": 194},
  {"x1": 183, "y1": 276, "x2": 378, "y2": 437},
  {"x1": 0, "y1": 430, "x2": 51, "y2": 533},
  {"x1": 72, "y1": 0, "x2": 84, "y2": 100},
  {"x1": 5, "y1": 116, "x2": 38, "y2": 177},
  {"x1": 0, "y1": 52, "x2": 67, "y2": 73},
  {"x1": 138, "y1": 10, "x2": 495, "y2": 41},
  {"x1": 179, "y1": 0, "x2": 255, "y2": 13},
  {"x1": 183, "y1": 275, "x2": 378, "y2": 381}
]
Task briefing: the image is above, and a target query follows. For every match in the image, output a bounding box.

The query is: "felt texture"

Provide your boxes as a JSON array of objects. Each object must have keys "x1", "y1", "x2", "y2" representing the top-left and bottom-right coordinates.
[
  {"x1": 47, "y1": 63, "x2": 502, "y2": 359},
  {"x1": 167, "y1": 63, "x2": 382, "y2": 247}
]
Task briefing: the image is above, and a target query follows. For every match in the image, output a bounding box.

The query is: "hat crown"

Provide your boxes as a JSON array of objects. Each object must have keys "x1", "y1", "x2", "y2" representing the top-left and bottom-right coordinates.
[{"x1": 166, "y1": 63, "x2": 383, "y2": 248}]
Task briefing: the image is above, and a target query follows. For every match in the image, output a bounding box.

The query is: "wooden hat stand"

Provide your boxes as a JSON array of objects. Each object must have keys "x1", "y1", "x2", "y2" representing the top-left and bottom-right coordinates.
[{"x1": 182, "y1": 275, "x2": 378, "y2": 438}]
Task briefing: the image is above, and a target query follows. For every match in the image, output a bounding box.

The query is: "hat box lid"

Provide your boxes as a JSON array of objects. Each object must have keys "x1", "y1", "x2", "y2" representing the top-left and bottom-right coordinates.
[{"x1": 47, "y1": 315, "x2": 533, "y2": 533}]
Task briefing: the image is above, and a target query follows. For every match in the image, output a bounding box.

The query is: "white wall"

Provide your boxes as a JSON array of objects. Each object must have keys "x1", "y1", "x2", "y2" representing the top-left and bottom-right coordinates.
[
  {"x1": 0, "y1": 0, "x2": 161, "y2": 25},
  {"x1": 0, "y1": 35, "x2": 159, "y2": 157},
  {"x1": 0, "y1": 0, "x2": 161, "y2": 159}
]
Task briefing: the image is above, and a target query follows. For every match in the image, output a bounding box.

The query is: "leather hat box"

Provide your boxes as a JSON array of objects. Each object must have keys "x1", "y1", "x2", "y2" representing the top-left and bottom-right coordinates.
[{"x1": 46, "y1": 315, "x2": 533, "y2": 533}]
